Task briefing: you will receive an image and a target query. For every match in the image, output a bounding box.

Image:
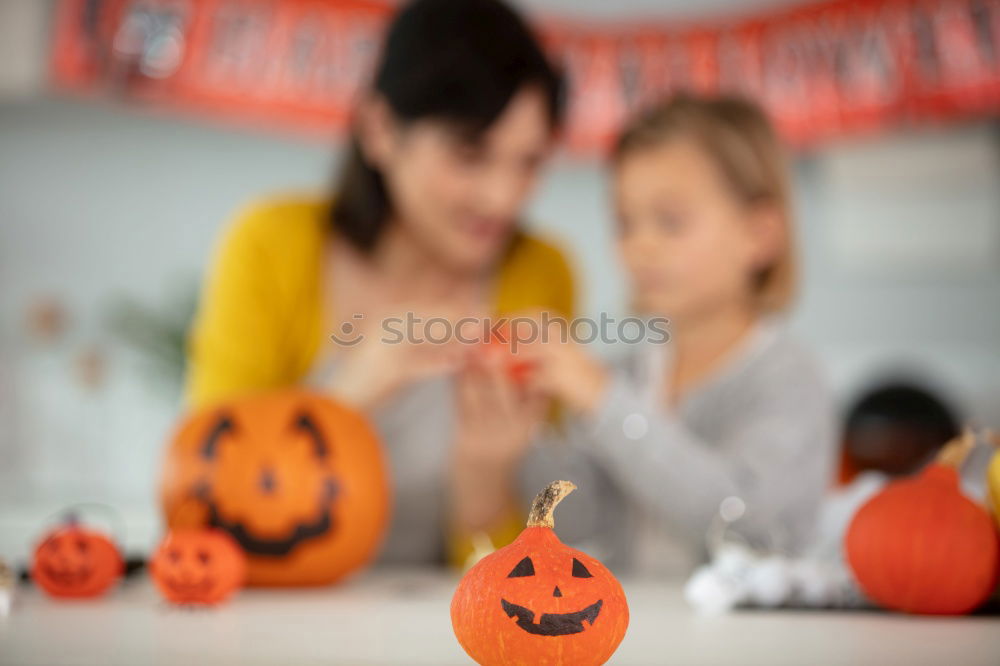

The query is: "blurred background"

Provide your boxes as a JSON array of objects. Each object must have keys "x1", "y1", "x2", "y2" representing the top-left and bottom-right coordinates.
[{"x1": 1, "y1": 0, "x2": 999, "y2": 561}]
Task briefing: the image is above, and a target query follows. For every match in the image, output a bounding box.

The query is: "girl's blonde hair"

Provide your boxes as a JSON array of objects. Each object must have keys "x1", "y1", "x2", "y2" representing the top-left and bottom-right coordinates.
[{"x1": 612, "y1": 94, "x2": 796, "y2": 313}]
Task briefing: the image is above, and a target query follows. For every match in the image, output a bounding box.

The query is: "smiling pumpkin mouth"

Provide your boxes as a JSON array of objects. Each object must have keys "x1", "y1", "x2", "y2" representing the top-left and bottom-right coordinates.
[
  {"x1": 500, "y1": 598, "x2": 603, "y2": 636},
  {"x1": 204, "y1": 500, "x2": 334, "y2": 557},
  {"x1": 41, "y1": 565, "x2": 92, "y2": 585},
  {"x1": 164, "y1": 577, "x2": 215, "y2": 593}
]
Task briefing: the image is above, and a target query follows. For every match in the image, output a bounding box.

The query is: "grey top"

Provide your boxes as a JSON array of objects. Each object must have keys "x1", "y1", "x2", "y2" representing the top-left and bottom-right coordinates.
[
  {"x1": 520, "y1": 318, "x2": 837, "y2": 575},
  {"x1": 306, "y1": 358, "x2": 457, "y2": 564}
]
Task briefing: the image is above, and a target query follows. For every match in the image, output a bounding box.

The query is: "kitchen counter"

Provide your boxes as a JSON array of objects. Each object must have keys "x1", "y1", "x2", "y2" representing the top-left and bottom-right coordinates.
[{"x1": 1, "y1": 568, "x2": 998, "y2": 665}]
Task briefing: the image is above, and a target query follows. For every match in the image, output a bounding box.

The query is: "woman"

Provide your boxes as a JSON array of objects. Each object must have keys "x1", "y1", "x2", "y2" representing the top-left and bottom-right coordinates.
[
  {"x1": 185, "y1": 0, "x2": 573, "y2": 565},
  {"x1": 525, "y1": 95, "x2": 836, "y2": 574}
]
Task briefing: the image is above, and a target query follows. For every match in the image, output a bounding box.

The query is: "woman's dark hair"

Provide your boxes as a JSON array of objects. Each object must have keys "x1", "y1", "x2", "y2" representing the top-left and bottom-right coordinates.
[{"x1": 331, "y1": 0, "x2": 564, "y2": 252}]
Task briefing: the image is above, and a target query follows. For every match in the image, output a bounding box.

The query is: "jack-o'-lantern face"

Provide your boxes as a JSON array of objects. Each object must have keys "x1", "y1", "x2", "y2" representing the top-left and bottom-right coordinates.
[
  {"x1": 161, "y1": 390, "x2": 390, "y2": 586},
  {"x1": 31, "y1": 526, "x2": 122, "y2": 599},
  {"x1": 196, "y1": 408, "x2": 338, "y2": 556},
  {"x1": 451, "y1": 481, "x2": 629, "y2": 666},
  {"x1": 480, "y1": 528, "x2": 627, "y2": 650},
  {"x1": 151, "y1": 529, "x2": 246, "y2": 605},
  {"x1": 500, "y1": 551, "x2": 603, "y2": 636}
]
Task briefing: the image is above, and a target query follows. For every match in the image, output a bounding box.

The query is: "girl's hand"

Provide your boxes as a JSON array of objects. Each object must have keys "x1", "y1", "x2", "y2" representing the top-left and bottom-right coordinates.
[
  {"x1": 525, "y1": 328, "x2": 609, "y2": 415},
  {"x1": 449, "y1": 347, "x2": 547, "y2": 531}
]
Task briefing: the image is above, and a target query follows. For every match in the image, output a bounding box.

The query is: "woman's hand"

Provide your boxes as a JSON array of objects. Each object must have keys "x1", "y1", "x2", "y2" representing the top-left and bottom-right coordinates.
[
  {"x1": 524, "y1": 327, "x2": 609, "y2": 415},
  {"x1": 449, "y1": 347, "x2": 547, "y2": 531},
  {"x1": 325, "y1": 309, "x2": 466, "y2": 411}
]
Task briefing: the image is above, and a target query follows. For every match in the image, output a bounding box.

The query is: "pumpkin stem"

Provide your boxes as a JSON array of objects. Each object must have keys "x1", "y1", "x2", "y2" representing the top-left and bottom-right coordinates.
[
  {"x1": 527, "y1": 480, "x2": 576, "y2": 528},
  {"x1": 936, "y1": 427, "x2": 976, "y2": 468}
]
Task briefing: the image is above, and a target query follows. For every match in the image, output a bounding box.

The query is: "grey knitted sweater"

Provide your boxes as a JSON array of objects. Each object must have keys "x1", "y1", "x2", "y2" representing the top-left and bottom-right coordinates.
[{"x1": 520, "y1": 319, "x2": 837, "y2": 574}]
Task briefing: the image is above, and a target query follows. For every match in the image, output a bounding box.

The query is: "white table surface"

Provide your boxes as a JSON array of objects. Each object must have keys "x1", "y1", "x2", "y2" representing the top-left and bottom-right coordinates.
[{"x1": 1, "y1": 568, "x2": 998, "y2": 666}]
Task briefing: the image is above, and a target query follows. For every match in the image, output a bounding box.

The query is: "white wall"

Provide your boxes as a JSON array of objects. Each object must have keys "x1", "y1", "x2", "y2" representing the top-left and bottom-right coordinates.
[
  {"x1": 2, "y1": 96, "x2": 999, "y2": 561},
  {"x1": 793, "y1": 126, "x2": 1000, "y2": 424},
  {"x1": 0, "y1": 0, "x2": 49, "y2": 100},
  {"x1": 0, "y1": 98, "x2": 335, "y2": 558}
]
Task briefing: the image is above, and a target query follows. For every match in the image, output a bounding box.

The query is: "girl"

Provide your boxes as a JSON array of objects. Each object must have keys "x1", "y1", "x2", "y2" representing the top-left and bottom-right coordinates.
[
  {"x1": 186, "y1": 0, "x2": 571, "y2": 565},
  {"x1": 527, "y1": 94, "x2": 836, "y2": 573}
]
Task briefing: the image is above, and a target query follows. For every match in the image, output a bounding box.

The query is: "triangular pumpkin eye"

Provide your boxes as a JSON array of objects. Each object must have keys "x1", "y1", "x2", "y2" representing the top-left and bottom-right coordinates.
[
  {"x1": 572, "y1": 558, "x2": 593, "y2": 578},
  {"x1": 507, "y1": 556, "x2": 535, "y2": 578},
  {"x1": 294, "y1": 411, "x2": 329, "y2": 459},
  {"x1": 201, "y1": 414, "x2": 235, "y2": 460}
]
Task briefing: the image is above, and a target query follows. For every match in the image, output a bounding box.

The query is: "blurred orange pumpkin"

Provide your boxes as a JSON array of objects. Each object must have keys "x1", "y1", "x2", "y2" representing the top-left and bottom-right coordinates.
[
  {"x1": 452, "y1": 481, "x2": 629, "y2": 666},
  {"x1": 31, "y1": 523, "x2": 123, "y2": 599},
  {"x1": 160, "y1": 390, "x2": 391, "y2": 586},
  {"x1": 151, "y1": 528, "x2": 246, "y2": 605},
  {"x1": 845, "y1": 429, "x2": 1000, "y2": 615}
]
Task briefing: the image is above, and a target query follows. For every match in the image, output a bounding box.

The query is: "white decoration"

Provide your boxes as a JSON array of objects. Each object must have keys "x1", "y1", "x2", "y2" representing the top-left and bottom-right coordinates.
[
  {"x1": 745, "y1": 556, "x2": 792, "y2": 608},
  {"x1": 683, "y1": 566, "x2": 746, "y2": 615},
  {"x1": 684, "y1": 543, "x2": 868, "y2": 612}
]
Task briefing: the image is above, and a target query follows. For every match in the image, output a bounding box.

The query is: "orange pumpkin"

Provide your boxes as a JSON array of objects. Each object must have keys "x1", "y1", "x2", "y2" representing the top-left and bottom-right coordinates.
[
  {"x1": 845, "y1": 429, "x2": 1000, "y2": 615},
  {"x1": 160, "y1": 390, "x2": 391, "y2": 586},
  {"x1": 451, "y1": 481, "x2": 629, "y2": 666},
  {"x1": 31, "y1": 523, "x2": 123, "y2": 599},
  {"x1": 151, "y1": 528, "x2": 246, "y2": 605}
]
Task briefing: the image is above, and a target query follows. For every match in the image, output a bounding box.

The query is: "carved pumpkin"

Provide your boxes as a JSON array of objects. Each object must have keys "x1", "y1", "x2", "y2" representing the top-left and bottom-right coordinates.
[
  {"x1": 160, "y1": 390, "x2": 391, "y2": 586},
  {"x1": 846, "y1": 430, "x2": 1000, "y2": 615},
  {"x1": 451, "y1": 481, "x2": 629, "y2": 666},
  {"x1": 151, "y1": 528, "x2": 246, "y2": 605},
  {"x1": 31, "y1": 522, "x2": 123, "y2": 599}
]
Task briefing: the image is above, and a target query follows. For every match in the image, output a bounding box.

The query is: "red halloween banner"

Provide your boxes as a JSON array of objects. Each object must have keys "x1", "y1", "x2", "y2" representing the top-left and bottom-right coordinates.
[{"x1": 50, "y1": 0, "x2": 1000, "y2": 152}]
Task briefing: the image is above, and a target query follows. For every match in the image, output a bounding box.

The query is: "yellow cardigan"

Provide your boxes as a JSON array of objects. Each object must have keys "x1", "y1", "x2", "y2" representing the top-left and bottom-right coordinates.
[{"x1": 184, "y1": 194, "x2": 576, "y2": 564}]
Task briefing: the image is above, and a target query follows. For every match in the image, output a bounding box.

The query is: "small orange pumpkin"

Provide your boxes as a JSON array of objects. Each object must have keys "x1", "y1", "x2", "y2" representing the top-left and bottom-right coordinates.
[
  {"x1": 451, "y1": 481, "x2": 629, "y2": 666},
  {"x1": 160, "y1": 389, "x2": 391, "y2": 586},
  {"x1": 151, "y1": 528, "x2": 246, "y2": 605},
  {"x1": 31, "y1": 522, "x2": 123, "y2": 599},
  {"x1": 846, "y1": 429, "x2": 1000, "y2": 615}
]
